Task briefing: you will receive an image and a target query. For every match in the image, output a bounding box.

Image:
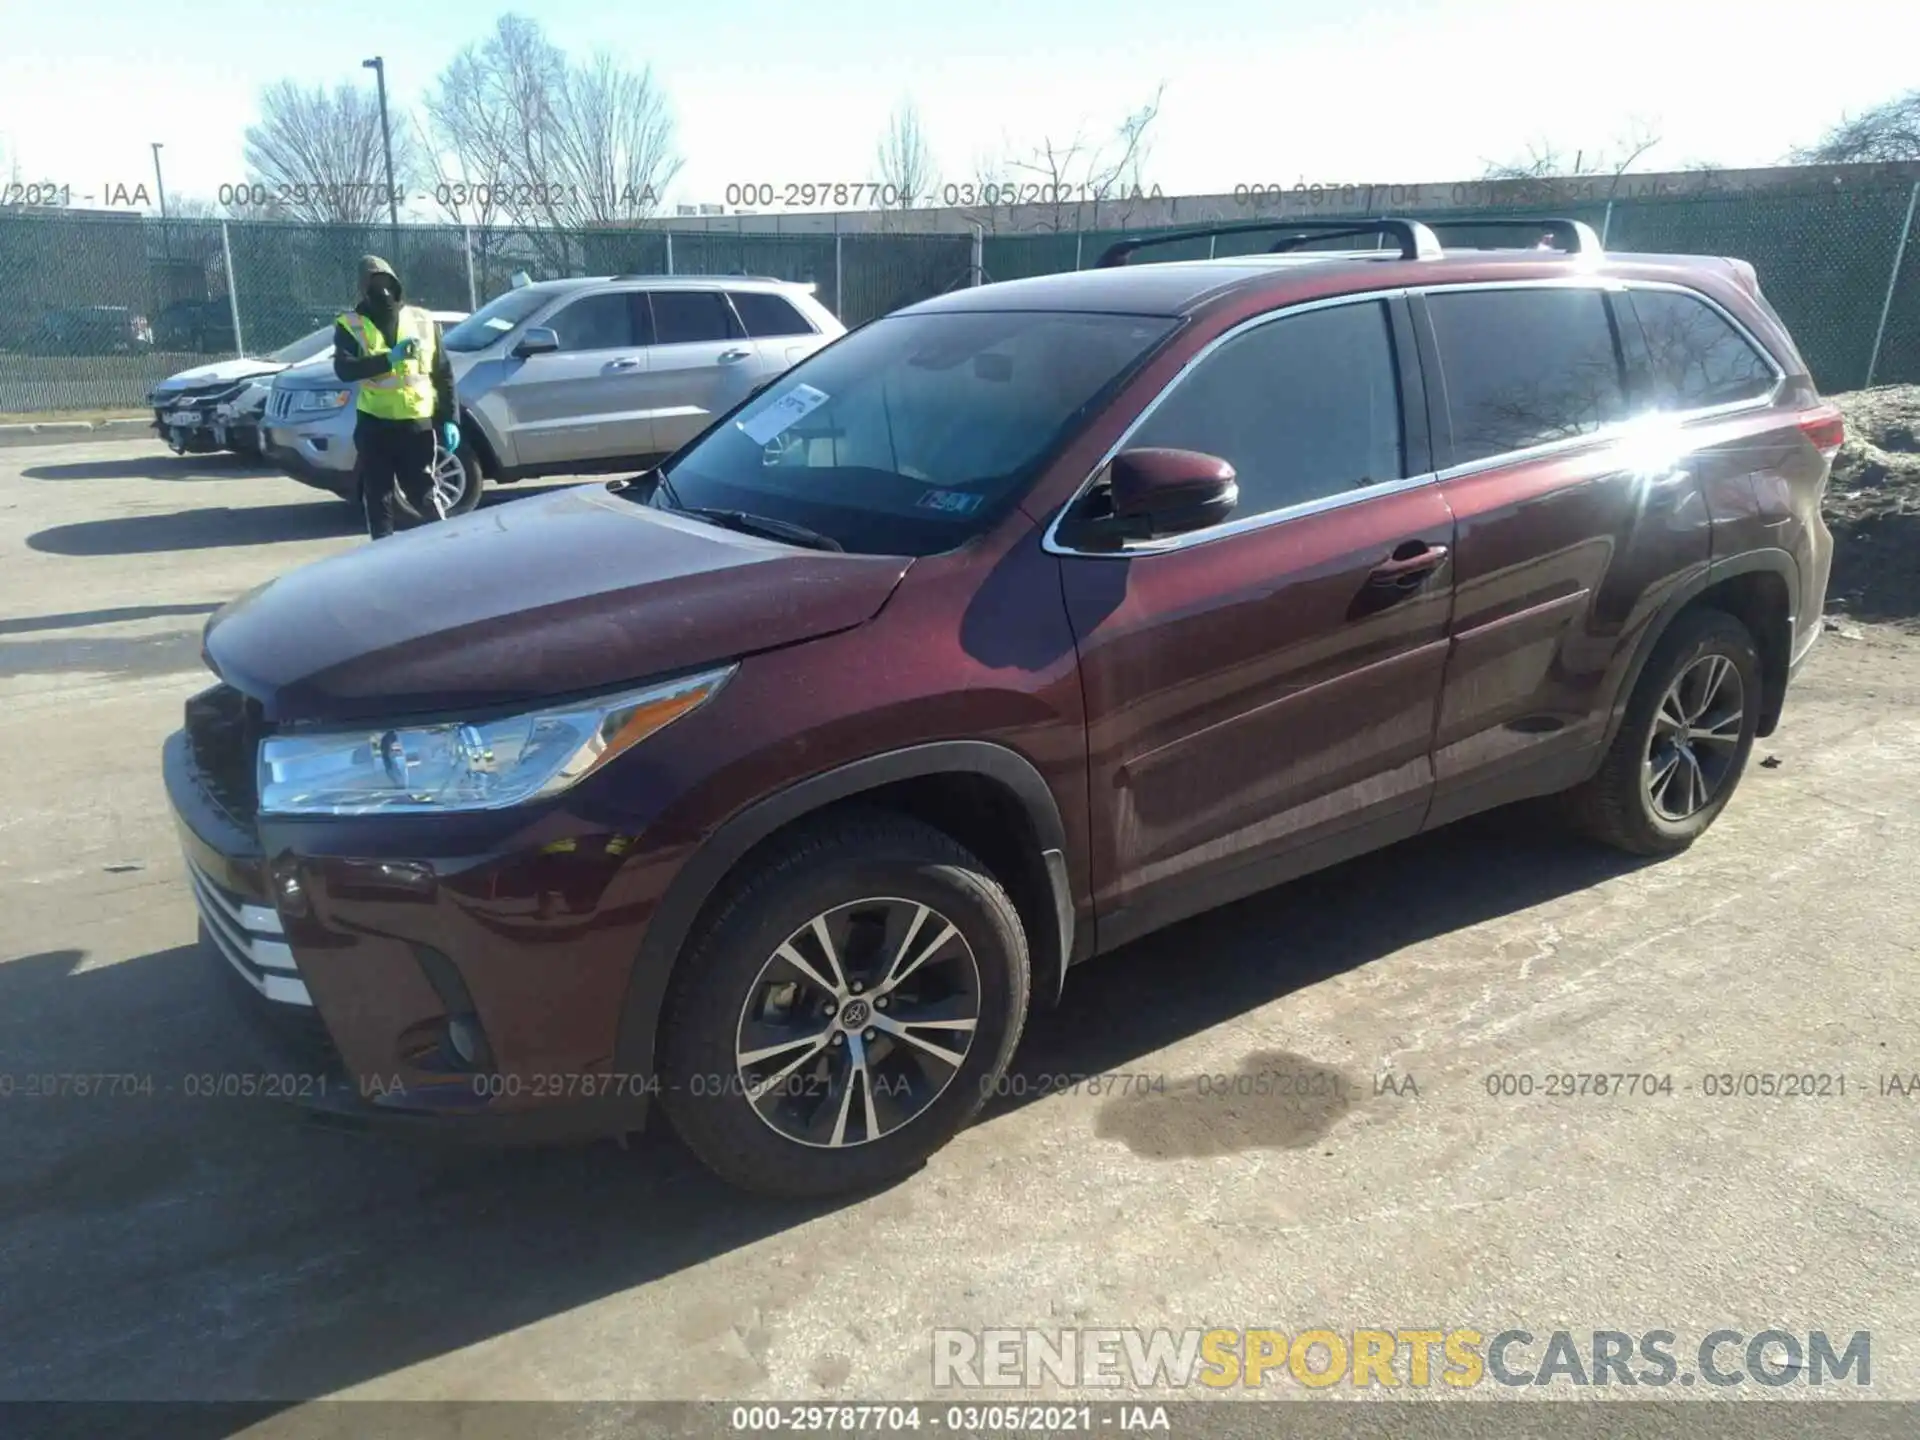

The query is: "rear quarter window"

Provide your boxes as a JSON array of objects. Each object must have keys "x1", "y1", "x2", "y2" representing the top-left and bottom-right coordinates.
[{"x1": 1626, "y1": 288, "x2": 1779, "y2": 412}]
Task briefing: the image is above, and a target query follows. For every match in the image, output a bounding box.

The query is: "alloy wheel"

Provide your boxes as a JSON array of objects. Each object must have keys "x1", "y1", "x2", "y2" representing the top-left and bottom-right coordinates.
[
  {"x1": 1644, "y1": 653, "x2": 1745, "y2": 821},
  {"x1": 430, "y1": 446, "x2": 466, "y2": 516},
  {"x1": 734, "y1": 897, "x2": 982, "y2": 1149}
]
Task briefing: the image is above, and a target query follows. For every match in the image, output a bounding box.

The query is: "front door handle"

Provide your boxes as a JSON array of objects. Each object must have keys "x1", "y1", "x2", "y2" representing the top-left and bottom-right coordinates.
[
  {"x1": 718, "y1": 348, "x2": 752, "y2": 362},
  {"x1": 606, "y1": 356, "x2": 642, "y2": 370},
  {"x1": 1366, "y1": 543, "x2": 1449, "y2": 589}
]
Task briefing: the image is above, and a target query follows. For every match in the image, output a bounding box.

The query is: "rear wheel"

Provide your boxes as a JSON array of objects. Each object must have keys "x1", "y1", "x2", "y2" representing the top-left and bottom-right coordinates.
[
  {"x1": 658, "y1": 813, "x2": 1030, "y2": 1198},
  {"x1": 1566, "y1": 608, "x2": 1761, "y2": 855}
]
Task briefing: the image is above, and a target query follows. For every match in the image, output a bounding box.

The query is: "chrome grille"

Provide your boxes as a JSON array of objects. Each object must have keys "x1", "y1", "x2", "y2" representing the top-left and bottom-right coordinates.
[
  {"x1": 187, "y1": 855, "x2": 311, "y2": 1007},
  {"x1": 268, "y1": 389, "x2": 295, "y2": 420}
]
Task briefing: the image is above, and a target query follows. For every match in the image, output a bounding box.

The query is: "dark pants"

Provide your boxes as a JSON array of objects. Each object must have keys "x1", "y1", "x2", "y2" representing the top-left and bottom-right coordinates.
[{"x1": 356, "y1": 420, "x2": 439, "y2": 539}]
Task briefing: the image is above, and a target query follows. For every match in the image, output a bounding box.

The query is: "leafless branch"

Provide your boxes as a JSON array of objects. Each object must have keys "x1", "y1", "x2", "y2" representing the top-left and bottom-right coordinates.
[
  {"x1": 874, "y1": 100, "x2": 939, "y2": 214},
  {"x1": 242, "y1": 79, "x2": 418, "y2": 224},
  {"x1": 1789, "y1": 87, "x2": 1920, "y2": 163}
]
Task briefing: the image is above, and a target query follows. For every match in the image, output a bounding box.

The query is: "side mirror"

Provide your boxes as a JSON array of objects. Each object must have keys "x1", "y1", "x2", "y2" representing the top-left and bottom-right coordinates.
[
  {"x1": 1075, "y1": 447, "x2": 1237, "y2": 546},
  {"x1": 511, "y1": 326, "x2": 559, "y2": 359}
]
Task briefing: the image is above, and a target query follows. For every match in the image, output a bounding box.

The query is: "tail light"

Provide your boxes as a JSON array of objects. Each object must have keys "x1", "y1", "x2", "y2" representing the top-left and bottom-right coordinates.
[{"x1": 1799, "y1": 405, "x2": 1845, "y2": 459}]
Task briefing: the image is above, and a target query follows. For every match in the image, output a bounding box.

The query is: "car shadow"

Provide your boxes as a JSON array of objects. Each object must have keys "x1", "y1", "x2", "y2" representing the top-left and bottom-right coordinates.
[
  {"x1": 26, "y1": 503, "x2": 358, "y2": 556},
  {"x1": 0, "y1": 603, "x2": 223, "y2": 637},
  {"x1": 0, "y1": 802, "x2": 1655, "y2": 1414},
  {"x1": 21, "y1": 452, "x2": 276, "y2": 482}
]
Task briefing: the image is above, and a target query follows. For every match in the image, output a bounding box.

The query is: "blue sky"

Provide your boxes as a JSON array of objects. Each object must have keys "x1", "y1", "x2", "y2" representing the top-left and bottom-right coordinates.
[{"x1": 3, "y1": 0, "x2": 1917, "y2": 213}]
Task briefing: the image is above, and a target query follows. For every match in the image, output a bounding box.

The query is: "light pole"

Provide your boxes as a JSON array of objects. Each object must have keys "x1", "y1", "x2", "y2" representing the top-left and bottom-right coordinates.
[
  {"x1": 151, "y1": 141, "x2": 170, "y2": 263},
  {"x1": 362, "y1": 56, "x2": 400, "y2": 252}
]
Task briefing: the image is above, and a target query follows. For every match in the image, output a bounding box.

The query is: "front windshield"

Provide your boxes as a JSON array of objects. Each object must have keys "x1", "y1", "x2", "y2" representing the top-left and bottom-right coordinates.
[
  {"x1": 267, "y1": 327, "x2": 334, "y2": 365},
  {"x1": 441, "y1": 288, "x2": 553, "y2": 352},
  {"x1": 657, "y1": 309, "x2": 1176, "y2": 557}
]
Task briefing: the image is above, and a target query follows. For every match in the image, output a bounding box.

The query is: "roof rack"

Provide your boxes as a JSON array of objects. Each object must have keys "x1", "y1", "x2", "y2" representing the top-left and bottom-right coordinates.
[
  {"x1": 1095, "y1": 217, "x2": 1445, "y2": 267},
  {"x1": 1419, "y1": 217, "x2": 1603, "y2": 254}
]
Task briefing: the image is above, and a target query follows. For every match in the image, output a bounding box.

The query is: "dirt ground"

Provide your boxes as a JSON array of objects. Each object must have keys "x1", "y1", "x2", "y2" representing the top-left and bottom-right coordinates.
[{"x1": 1825, "y1": 384, "x2": 1920, "y2": 625}]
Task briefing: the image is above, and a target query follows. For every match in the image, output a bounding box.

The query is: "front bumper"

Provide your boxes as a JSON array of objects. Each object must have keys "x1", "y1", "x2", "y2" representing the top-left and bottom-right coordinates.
[
  {"x1": 262, "y1": 421, "x2": 357, "y2": 497},
  {"x1": 163, "y1": 715, "x2": 668, "y2": 1145}
]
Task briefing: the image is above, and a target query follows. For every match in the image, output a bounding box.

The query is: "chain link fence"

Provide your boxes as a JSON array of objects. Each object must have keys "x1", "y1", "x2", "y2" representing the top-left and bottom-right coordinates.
[{"x1": 3, "y1": 182, "x2": 1918, "y2": 415}]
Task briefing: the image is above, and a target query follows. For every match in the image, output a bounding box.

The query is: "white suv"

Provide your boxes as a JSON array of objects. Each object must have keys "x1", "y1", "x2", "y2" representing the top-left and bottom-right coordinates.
[{"x1": 262, "y1": 276, "x2": 844, "y2": 517}]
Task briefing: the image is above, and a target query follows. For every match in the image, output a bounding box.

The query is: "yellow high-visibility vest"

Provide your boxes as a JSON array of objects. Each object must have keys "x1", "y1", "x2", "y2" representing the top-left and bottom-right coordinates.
[{"x1": 338, "y1": 305, "x2": 437, "y2": 420}]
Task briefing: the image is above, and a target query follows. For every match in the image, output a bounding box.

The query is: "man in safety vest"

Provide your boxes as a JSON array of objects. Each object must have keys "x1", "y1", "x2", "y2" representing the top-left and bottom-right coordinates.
[{"x1": 333, "y1": 255, "x2": 459, "y2": 539}]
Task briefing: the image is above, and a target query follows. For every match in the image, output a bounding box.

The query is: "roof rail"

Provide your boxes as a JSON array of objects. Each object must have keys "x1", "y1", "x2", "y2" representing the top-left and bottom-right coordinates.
[
  {"x1": 605, "y1": 272, "x2": 789, "y2": 283},
  {"x1": 1421, "y1": 217, "x2": 1604, "y2": 255},
  {"x1": 1095, "y1": 217, "x2": 1445, "y2": 267}
]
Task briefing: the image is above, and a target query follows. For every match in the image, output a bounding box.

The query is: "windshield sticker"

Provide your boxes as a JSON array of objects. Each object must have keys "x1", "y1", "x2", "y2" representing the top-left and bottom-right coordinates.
[
  {"x1": 483, "y1": 317, "x2": 516, "y2": 332},
  {"x1": 914, "y1": 488, "x2": 985, "y2": 516},
  {"x1": 738, "y1": 383, "x2": 830, "y2": 446}
]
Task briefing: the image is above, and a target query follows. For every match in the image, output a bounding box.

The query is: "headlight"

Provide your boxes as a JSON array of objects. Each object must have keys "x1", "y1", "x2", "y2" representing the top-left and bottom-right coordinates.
[
  {"x1": 295, "y1": 388, "x2": 352, "y2": 411},
  {"x1": 256, "y1": 667, "x2": 734, "y2": 816}
]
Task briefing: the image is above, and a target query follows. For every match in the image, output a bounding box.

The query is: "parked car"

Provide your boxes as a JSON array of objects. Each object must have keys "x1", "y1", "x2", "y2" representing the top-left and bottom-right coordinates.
[
  {"x1": 148, "y1": 326, "x2": 339, "y2": 456},
  {"x1": 27, "y1": 306, "x2": 153, "y2": 355},
  {"x1": 165, "y1": 216, "x2": 1838, "y2": 1198},
  {"x1": 260, "y1": 277, "x2": 839, "y2": 517}
]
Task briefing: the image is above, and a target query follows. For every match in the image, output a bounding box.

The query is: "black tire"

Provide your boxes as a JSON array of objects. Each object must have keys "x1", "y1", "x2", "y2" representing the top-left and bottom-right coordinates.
[
  {"x1": 1566, "y1": 608, "x2": 1762, "y2": 856},
  {"x1": 658, "y1": 812, "x2": 1031, "y2": 1198}
]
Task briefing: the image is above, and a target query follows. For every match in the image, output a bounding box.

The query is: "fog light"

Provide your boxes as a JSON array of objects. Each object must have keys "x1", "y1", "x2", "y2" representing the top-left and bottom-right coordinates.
[
  {"x1": 271, "y1": 861, "x2": 310, "y2": 917},
  {"x1": 446, "y1": 1015, "x2": 483, "y2": 1067}
]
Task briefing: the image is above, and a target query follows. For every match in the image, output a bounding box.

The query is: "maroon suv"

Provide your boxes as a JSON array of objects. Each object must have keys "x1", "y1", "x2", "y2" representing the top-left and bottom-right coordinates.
[{"x1": 165, "y1": 216, "x2": 1840, "y2": 1196}]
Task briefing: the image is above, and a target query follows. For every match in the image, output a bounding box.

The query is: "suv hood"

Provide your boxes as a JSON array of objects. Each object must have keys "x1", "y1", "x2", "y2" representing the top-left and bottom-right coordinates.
[{"x1": 202, "y1": 484, "x2": 912, "y2": 724}]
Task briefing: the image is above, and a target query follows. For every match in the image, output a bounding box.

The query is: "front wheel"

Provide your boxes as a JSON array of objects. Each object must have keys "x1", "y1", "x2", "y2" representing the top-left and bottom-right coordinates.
[
  {"x1": 658, "y1": 813, "x2": 1031, "y2": 1198},
  {"x1": 1565, "y1": 608, "x2": 1762, "y2": 855},
  {"x1": 396, "y1": 441, "x2": 482, "y2": 527}
]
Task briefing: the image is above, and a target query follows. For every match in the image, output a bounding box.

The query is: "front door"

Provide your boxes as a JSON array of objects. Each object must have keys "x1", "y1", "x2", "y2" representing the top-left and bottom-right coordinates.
[
  {"x1": 1057, "y1": 296, "x2": 1457, "y2": 950},
  {"x1": 497, "y1": 290, "x2": 654, "y2": 467}
]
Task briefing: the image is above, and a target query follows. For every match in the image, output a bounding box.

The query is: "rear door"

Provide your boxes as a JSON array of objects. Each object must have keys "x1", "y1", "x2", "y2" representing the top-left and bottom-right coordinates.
[
  {"x1": 640, "y1": 289, "x2": 761, "y2": 453},
  {"x1": 495, "y1": 288, "x2": 653, "y2": 467},
  {"x1": 1058, "y1": 294, "x2": 1457, "y2": 950},
  {"x1": 729, "y1": 288, "x2": 828, "y2": 374},
  {"x1": 1417, "y1": 280, "x2": 1711, "y2": 827}
]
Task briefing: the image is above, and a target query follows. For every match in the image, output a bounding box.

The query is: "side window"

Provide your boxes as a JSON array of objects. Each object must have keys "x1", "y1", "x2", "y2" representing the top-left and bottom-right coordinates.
[
  {"x1": 649, "y1": 290, "x2": 743, "y2": 345},
  {"x1": 1628, "y1": 288, "x2": 1777, "y2": 412},
  {"x1": 729, "y1": 290, "x2": 815, "y2": 337},
  {"x1": 546, "y1": 293, "x2": 637, "y2": 352},
  {"x1": 1426, "y1": 288, "x2": 1627, "y2": 465},
  {"x1": 1126, "y1": 300, "x2": 1405, "y2": 519}
]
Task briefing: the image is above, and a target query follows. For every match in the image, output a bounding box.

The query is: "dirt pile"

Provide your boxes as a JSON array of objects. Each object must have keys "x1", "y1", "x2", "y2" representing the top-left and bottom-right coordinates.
[{"x1": 1823, "y1": 385, "x2": 1920, "y2": 624}]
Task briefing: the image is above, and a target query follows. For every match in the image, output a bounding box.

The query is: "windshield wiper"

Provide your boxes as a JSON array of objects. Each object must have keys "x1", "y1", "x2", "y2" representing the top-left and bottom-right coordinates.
[
  {"x1": 677, "y1": 506, "x2": 844, "y2": 552},
  {"x1": 623, "y1": 466, "x2": 843, "y2": 552}
]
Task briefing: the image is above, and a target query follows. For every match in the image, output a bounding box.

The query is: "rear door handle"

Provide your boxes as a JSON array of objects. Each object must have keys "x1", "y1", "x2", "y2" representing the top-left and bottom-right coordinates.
[
  {"x1": 606, "y1": 357, "x2": 642, "y2": 370},
  {"x1": 718, "y1": 348, "x2": 752, "y2": 362},
  {"x1": 1367, "y1": 543, "x2": 1449, "y2": 588}
]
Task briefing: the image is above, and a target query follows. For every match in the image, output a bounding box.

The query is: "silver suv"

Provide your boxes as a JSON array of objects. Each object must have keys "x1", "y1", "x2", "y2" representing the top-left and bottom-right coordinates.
[{"x1": 261, "y1": 276, "x2": 843, "y2": 516}]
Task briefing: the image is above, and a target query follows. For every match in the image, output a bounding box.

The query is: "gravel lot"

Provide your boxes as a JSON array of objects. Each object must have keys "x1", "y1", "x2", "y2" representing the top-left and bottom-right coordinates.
[{"x1": 1, "y1": 440, "x2": 1917, "y2": 1434}]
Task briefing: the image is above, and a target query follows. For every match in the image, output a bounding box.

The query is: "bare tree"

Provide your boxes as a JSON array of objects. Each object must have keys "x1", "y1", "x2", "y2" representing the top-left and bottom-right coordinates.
[
  {"x1": 426, "y1": 12, "x2": 681, "y2": 270},
  {"x1": 999, "y1": 86, "x2": 1168, "y2": 232},
  {"x1": 242, "y1": 79, "x2": 419, "y2": 224},
  {"x1": 1789, "y1": 87, "x2": 1920, "y2": 163},
  {"x1": 1481, "y1": 118, "x2": 1664, "y2": 191},
  {"x1": 874, "y1": 100, "x2": 939, "y2": 212}
]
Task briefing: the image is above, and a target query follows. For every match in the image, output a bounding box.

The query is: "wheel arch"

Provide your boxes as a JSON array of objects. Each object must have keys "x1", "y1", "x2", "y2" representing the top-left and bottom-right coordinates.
[
  {"x1": 456, "y1": 405, "x2": 501, "y2": 481},
  {"x1": 613, "y1": 742, "x2": 1077, "y2": 1090},
  {"x1": 1603, "y1": 549, "x2": 1798, "y2": 751}
]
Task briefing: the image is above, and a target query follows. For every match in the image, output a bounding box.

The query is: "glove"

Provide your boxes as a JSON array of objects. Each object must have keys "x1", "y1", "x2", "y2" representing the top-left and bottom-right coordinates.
[
  {"x1": 387, "y1": 337, "x2": 418, "y2": 368},
  {"x1": 441, "y1": 422, "x2": 460, "y2": 452}
]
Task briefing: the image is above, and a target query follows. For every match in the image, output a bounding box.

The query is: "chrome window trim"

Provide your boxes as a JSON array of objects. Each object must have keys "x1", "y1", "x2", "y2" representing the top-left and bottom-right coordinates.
[
  {"x1": 1043, "y1": 275, "x2": 1794, "y2": 556},
  {"x1": 1041, "y1": 289, "x2": 1416, "y2": 558}
]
